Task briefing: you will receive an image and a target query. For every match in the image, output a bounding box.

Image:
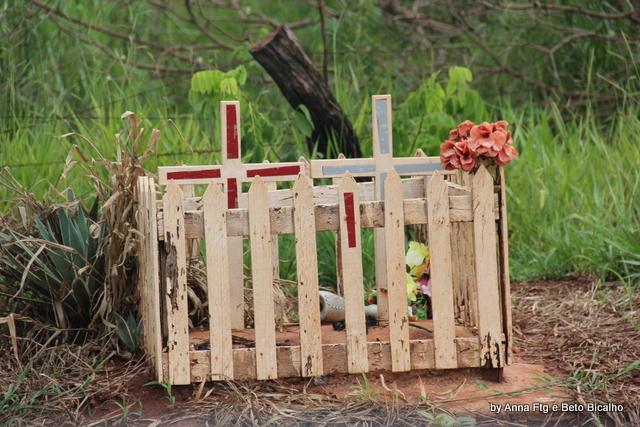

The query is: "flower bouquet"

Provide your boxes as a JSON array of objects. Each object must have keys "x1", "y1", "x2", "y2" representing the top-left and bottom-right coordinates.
[{"x1": 440, "y1": 120, "x2": 518, "y2": 173}]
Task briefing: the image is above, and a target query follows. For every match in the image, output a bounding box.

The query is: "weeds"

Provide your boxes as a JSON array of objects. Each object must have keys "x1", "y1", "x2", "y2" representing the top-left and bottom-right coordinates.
[
  {"x1": 0, "y1": 187, "x2": 106, "y2": 329},
  {"x1": 145, "y1": 380, "x2": 176, "y2": 405},
  {"x1": 114, "y1": 312, "x2": 143, "y2": 354},
  {"x1": 112, "y1": 396, "x2": 142, "y2": 425}
]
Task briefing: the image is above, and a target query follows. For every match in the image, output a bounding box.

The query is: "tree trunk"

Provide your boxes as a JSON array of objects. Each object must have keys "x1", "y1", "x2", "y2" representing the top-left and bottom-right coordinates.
[{"x1": 250, "y1": 26, "x2": 361, "y2": 158}]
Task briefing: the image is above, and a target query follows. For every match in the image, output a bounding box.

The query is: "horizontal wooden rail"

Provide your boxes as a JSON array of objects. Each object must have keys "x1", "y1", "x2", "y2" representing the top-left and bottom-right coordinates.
[
  {"x1": 156, "y1": 194, "x2": 499, "y2": 240},
  {"x1": 157, "y1": 177, "x2": 471, "y2": 212},
  {"x1": 162, "y1": 337, "x2": 486, "y2": 382}
]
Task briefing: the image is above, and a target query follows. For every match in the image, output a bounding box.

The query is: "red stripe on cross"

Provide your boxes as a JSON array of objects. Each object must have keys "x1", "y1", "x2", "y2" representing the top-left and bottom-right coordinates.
[
  {"x1": 246, "y1": 165, "x2": 300, "y2": 178},
  {"x1": 226, "y1": 104, "x2": 239, "y2": 160},
  {"x1": 166, "y1": 168, "x2": 221, "y2": 180},
  {"x1": 343, "y1": 192, "x2": 357, "y2": 248},
  {"x1": 227, "y1": 178, "x2": 238, "y2": 209}
]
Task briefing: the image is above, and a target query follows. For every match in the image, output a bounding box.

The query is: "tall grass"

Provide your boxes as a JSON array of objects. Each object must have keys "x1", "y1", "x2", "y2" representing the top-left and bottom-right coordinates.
[
  {"x1": 2, "y1": 98, "x2": 639, "y2": 284},
  {"x1": 1, "y1": 1, "x2": 638, "y2": 284},
  {"x1": 506, "y1": 106, "x2": 640, "y2": 281}
]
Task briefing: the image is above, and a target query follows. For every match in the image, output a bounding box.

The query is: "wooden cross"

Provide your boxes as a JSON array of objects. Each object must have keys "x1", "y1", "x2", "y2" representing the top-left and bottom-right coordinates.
[
  {"x1": 159, "y1": 101, "x2": 306, "y2": 328},
  {"x1": 310, "y1": 95, "x2": 449, "y2": 321}
]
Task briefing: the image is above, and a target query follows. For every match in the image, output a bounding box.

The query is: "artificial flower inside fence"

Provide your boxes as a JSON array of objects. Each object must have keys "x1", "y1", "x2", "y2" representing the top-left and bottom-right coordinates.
[
  {"x1": 405, "y1": 241, "x2": 432, "y2": 319},
  {"x1": 440, "y1": 120, "x2": 519, "y2": 171}
]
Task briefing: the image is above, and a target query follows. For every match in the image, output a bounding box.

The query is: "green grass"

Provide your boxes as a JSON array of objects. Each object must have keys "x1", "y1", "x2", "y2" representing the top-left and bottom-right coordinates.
[
  {"x1": 2, "y1": 98, "x2": 639, "y2": 284},
  {"x1": 1, "y1": 1, "x2": 638, "y2": 284},
  {"x1": 505, "y1": 106, "x2": 640, "y2": 281}
]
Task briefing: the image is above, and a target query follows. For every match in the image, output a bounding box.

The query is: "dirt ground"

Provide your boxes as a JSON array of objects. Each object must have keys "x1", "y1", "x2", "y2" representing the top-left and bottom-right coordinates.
[{"x1": 4, "y1": 278, "x2": 639, "y2": 425}]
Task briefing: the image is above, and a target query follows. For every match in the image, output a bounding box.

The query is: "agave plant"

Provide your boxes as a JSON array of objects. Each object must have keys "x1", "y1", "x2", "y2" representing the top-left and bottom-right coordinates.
[{"x1": 0, "y1": 190, "x2": 107, "y2": 328}]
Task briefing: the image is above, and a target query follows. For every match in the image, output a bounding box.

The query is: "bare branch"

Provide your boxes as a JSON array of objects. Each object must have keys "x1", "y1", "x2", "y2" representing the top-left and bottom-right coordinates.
[
  {"x1": 28, "y1": 0, "x2": 221, "y2": 61},
  {"x1": 481, "y1": 1, "x2": 638, "y2": 22},
  {"x1": 184, "y1": 0, "x2": 234, "y2": 50},
  {"x1": 54, "y1": 22, "x2": 197, "y2": 74}
]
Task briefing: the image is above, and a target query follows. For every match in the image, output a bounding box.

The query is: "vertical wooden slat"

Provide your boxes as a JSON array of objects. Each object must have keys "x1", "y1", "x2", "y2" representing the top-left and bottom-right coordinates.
[
  {"x1": 248, "y1": 177, "x2": 278, "y2": 380},
  {"x1": 450, "y1": 222, "x2": 478, "y2": 327},
  {"x1": 372, "y1": 95, "x2": 393, "y2": 322},
  {"x1": 292, "y1": 175, "x2": 323, "y2": 377},
  {"x1": 472, "y1": 165, "x2": 505, "y2": 368},
  {"x1": 498, "y1": 166, "x2": 513, "y2": 365},
  {"x1": 203, "y1": 183, "x2": 234, "y2": 380},
  {"x1": 146, "y1": 177, "x2": 163, "y2": 382},
  {"x1": 338, "y1": 174, "x2": 368, "y2": 373},
  {"x1": 426, "y1": 173, "x2": 458, "y2": 369},
  {"x1": 181, "y1": 184, "x2": 199, "y2": 259},
  {"x1": 409, "y1": 148, "x2": 429, "y2": 245},
  {"x1": 383, "y1": 171, "x2": 411, "y2": 372},
  {"x1": 222, "y1": 100, "x2": 245, "y2": 330},
  {"x1": 137, "y1": 177, "x2": 150, "y2": 360},
  {"x1": 162, "y1": 182, "x2": 190, "y2": 384},
  {"x1": 333, "y1": 153, "x2": 346, "y2": 296},
  {"x1": 264, "y1": 169, "x2": 280, "y2": 279}
]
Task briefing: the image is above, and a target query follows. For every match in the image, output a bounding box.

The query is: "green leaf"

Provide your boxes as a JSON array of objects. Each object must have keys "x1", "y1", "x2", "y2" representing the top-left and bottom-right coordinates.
[
  {"x1": 293, "y1": 106, "x2": 313, "y2": 138},
  {"x1": 115, "y1": 312, "x2": 143, "y2": 353}
]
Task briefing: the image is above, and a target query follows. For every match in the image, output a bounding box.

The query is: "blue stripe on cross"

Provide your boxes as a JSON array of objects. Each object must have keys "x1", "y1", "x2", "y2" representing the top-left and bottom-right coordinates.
[{"x1": 309, "y1": 95, "x2": 446, "y2": 190}]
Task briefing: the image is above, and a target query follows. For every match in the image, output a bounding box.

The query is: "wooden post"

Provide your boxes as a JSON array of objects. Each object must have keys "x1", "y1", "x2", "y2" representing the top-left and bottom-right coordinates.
[
  {"x1": 426, "y1": 173, "x2": 458, "y2": 369},
  {"x1": 162, "y1": 182, "x2": 190, "y2": 384},
  {"x1": 292, "y1": 175, "x2": 323, "y2": 377},
  {"x1": 337, "y1": 174, "x2": 368, "y2": 373},
  {"x1": 248, "y1": 177, "x2": 278, "y2": 380},
  {"x1": 498, "y1": 167, "x2": 513, "y2": 365},
  {"x1": 203, "y1": 183, "x2": 234, "y2": 380},
  {"x1": 221, "y1": 101, "x2": 246, "y2": 330},
  {"x1": 372, "y1": 95, "x2": 392, "y2": 322},
  {"x1": 137, "y1": 177, "x2": 150, "y2": 363},
  {"x1": 264, "y1": 162, "x2": 280, "y2": 279},
  {"x1": 384, "y1": 171, "x2": 411, "y2": 372},
  {"x1": 145, "y1": 177, "x2": 163, "y2": 382},
  {"x1": 333, "y1": 153, "x2": 345, "y2": 296},
  {"x1": 472, "y1": 165, "x2": 505, "y2": 368}
]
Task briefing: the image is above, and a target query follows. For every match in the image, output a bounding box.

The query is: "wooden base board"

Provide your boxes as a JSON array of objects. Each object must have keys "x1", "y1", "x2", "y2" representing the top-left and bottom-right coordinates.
[{"x1": 161, "y1": 335, "x2": 482, "y2": 383}]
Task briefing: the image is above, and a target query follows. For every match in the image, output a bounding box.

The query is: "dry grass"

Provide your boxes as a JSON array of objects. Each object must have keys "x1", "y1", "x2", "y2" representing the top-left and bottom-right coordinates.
[
  {"x1": 0, "y1": 317, "x2": 146, "y2": 425},
  {"x1": 513, "y1": 277, "x2": 640, "y2": 425}
]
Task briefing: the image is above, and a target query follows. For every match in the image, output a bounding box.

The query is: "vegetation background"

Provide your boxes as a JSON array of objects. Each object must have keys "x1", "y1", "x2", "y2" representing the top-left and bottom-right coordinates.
[
  {"x1": 1, "y1": 0, "x2": 638, "y2": 285},
  {"x1": 1, "y1": 1, "x2": 639, "y2": 424}
]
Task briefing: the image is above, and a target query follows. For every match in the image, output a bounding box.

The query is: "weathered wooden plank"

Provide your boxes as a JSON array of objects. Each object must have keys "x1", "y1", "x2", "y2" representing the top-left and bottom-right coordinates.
[
  {"x1": 309, "y1": 156, "x2": 452, "y2": 179},
  {"x1": 498, "y1": 166, "x2": 512, "y2": 364},
  {"x1": 163, "y1": 177, "x2": 468, "y2": 212},
  {"x1": 450, "y1": 222, "x2": 478, "y2": 327},
  {"x1": 146, "y1": 177, "x2": 163, "y2": 382},
  {"x1": 383, "y1": 171, "x2": 411, "y2": 371},
  {"x1": 292, "y1": 175, "x2": 323, "y2": 377},
  {"x1": 203, "y1": 183, "x2": 234, "y2": 380},
  {"x1": 158, "y1": 194, "x2": 501, "y2": 240},
  {"x1": 426, "y1": 173, "x2": 458, "y2": 369},
  {"x1": 137, "y1": 177, "x2": 150, "y2": 362},
  {"x1": 162, "y1": 182, "x2": 190, "y2": 384},
  {"x1": 372, "y1": 95, "x2": 393, "y2": 322},
  {"x1": 248, "y1": 177, "x2": 278, "y2": 379},
  {"x1": 181, "y1": 184, "x2": 200, "y2": 260},
  {"x1": 333, "y1": 154, "x2": 345, "y2": 296},
  {"x1": 338, "y1": 175, "x2": 368, "y2": 373},
  {"x1": 265, "y1": 176, "x2": 280, "y2": 279},
  {"x1": 222, "y1": 101, "x2": 246, "y2": 331},
  {"x1": 472, "y1": 165, "x2": 505, "y2": 368},
  {"x1": 164, "y1": 337, "x2": 482, "y2": 382}
]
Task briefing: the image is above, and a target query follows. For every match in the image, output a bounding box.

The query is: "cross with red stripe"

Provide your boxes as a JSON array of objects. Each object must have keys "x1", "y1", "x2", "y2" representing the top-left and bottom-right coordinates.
[{"x1": 158, "y1": 101, "x2": 305, "y2": 208}]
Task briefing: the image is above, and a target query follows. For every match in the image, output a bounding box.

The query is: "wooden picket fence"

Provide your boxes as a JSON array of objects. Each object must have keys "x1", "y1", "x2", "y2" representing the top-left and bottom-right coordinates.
[{"x1": 137, "y1": 162, "x2": 512, "y2": 385}]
